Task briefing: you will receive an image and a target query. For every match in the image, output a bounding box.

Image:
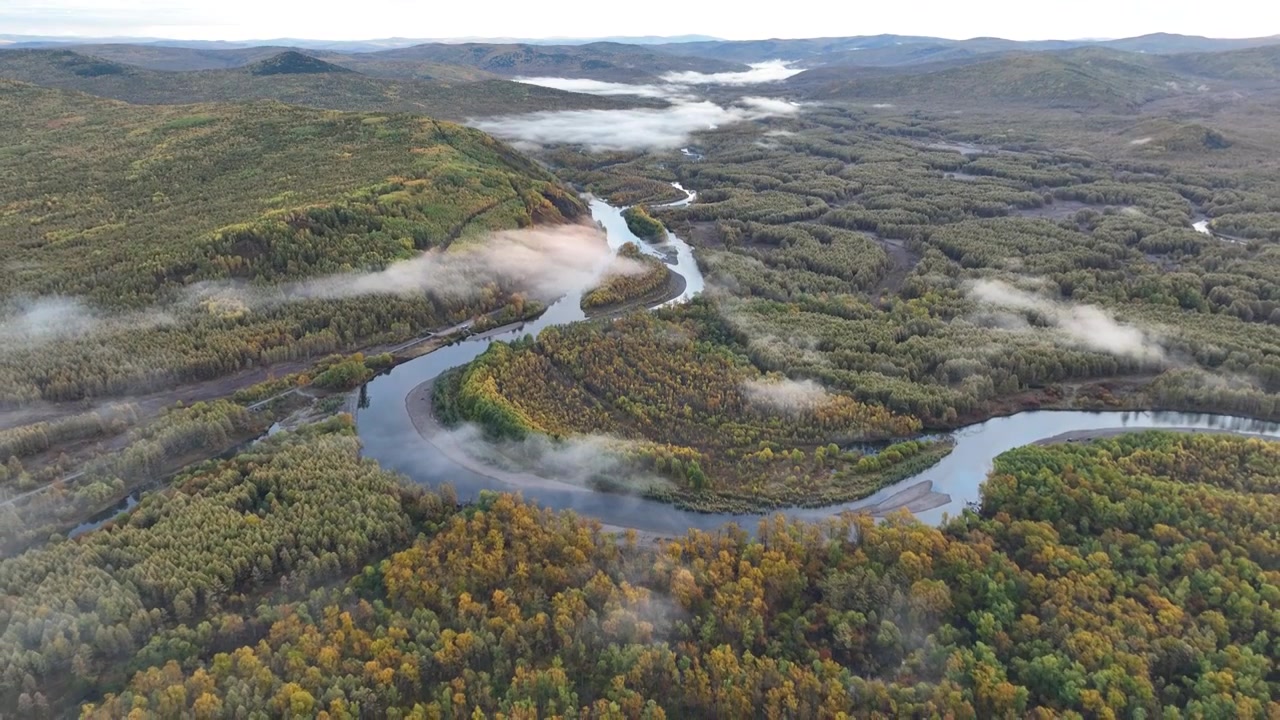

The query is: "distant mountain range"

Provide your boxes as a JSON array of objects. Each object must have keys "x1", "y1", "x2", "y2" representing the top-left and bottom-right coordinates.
[
  {"x1": 782, "y1": 44, "x2": 1280, "y2": 110},
  {"x1": 0, "y1": 41, "x2": 742, "y2": 83},
  {"x1": 1, "y1": 32, "x2": 1278, "y2": 115},
  {"x1": 0, "y1": 34, "x2": 723, "y2": 52},
  {"x1": 649, "y1": 33, "x2": 1280, "y2": 64},
  {"x1": 0, "y1": 49, "x2": 649, "y2": 120}
]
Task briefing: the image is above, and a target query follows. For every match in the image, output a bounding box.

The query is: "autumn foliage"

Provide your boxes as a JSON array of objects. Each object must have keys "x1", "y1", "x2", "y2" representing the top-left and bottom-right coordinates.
[{"x1": 43, "y1": 431, "x2": 1278, "y2": 718}]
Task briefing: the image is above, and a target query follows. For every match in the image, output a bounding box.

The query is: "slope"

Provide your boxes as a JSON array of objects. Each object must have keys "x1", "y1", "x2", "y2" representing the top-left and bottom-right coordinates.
[
  {"x1": 0, "y1": 49, "x2": 638, "y2": 120},
  {"x1": 1100, "y1": 32, "x2": 1280, "y2": 54},
  {"x1": 654, "y1": 33, "x2": 1280, "y2": 65},
  {"x1": 1157, "y1": 44, "x2": 1280, "y2": 81},
  {"x1": 786, "y1": 48, "x2": 1195, "y2": 110},
  {"x1": 353, "y1": 41, "x2": 746, "y2": 82},
  {"x1": 23, "y1": 42, "x2": 500, "y2": 81},
  {"x1": 20, "y1": 43, "x2": 301, "y2": 70},
  {"x1": 0, "y1": 80, "x2": 586, "y2": 404}
]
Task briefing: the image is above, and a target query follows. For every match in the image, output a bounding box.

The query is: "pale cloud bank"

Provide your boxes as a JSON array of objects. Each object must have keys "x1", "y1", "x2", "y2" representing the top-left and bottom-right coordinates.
[
  {"x1": 514, "y1": 77, "x2": 684, "y2": 99},
  {"x1": 516, "y1": 60, "x2": 802, "y2": 100},
  {"x1": 743, "y1": 376, "x2": 832, "y2": 413},
  {"x1": 968, "y1": 279, "x2": 1167, "y2": 364},
  {"x1": 2, "y1": 225, "x2": 623, "y2": 352},
  {"x1": 660, "y1": 60, "x2": 804, "y2": 85},
  {"x1": 189, "y1": 225, "x2": 624, "y2": 310},
  {"x1": 0, "y1": 297, "x2": 174, "y2": 351},
  {"x1": 472, "y1": 98, "x2": 800, "y2": 151}
]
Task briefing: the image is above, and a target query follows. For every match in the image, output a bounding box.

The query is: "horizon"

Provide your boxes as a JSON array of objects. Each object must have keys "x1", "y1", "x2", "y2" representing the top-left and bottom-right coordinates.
[
  {"x1": 3, "y1": 29, "x2": 1279, "y2": 47},
  {"x1": 2, "y1": 0, "x2": 1277, "y2": 45}
]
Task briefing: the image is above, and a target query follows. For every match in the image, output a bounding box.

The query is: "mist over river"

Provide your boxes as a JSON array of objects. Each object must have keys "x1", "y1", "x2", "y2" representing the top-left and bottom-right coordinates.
[{"x1": 354, "y1": 189, "x2": 1280, "y2": 534}]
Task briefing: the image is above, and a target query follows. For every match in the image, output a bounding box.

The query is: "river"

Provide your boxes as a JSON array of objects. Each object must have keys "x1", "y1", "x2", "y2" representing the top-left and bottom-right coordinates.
[{"x1": 355, "y1": 190, "x2": 1280, "y2": 534}]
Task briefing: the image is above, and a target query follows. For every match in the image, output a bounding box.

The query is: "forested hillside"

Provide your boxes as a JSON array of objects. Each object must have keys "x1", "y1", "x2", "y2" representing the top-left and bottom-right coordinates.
[
  {"x1": 331, "y1": 41, "x2": 745, "y2": 82},
  {"x1": 32, "y1": 43, "x2": 500, "y2": 81},
  {"x1": 4, "y1": 28, "x2": 1280, "y2": 720},
  {"x1": 785, "y1": 49, "x2": 1192, "y2": 110},
  {"x1": 0, "y1": 50, "x2": 632, "y2": 120},
  {"x1": 3, "y1": 426, "x2": 1273, "y2": 717},
  {"x1": 0, "y1": 81, "x2": 584, "y2": 405}
]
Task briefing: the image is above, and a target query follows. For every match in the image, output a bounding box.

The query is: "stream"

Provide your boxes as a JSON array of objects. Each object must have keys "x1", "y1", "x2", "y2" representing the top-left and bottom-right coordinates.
[{"x1": 355, "y1": 189, "x2": 1280, "y2": 534}]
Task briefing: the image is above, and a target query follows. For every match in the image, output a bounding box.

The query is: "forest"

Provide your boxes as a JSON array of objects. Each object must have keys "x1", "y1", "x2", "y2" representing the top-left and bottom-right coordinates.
[
  {"x1": 0, "y1": 81, "x2": 585, "y2": 407},
  {"x1": 446, "y1": 98, "x2": 1280, "y2": 509},
  {"x1": 0, "y1": 50, "x2": 637, "y2": 121},
  {"x1": 437, "y1": 305, "x2": 946, "y2": 511},
  {"x1": 620, "y1": 206, "x2": 667, "y2": 243},
  {"x1": 580, "y1": 244, "x2": 673, "y2": 312},
  {"x1": 1, "y1": 426, "x2": 1274, "y2": 717},
  {"x1": 0, "y1": 400, "x2": 262, "y2": 553},
  {"x1": 438, "y1": 98, "x2": 1280, "y2": 509},
  {"x1": 3, "y1": 32, "x2": 1280, "y2": 718}
]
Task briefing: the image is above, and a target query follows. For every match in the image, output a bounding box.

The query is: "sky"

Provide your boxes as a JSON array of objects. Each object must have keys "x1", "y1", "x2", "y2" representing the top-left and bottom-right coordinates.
[{"x1": 1, "y1": 0, "x2": 1276, "y2": 42}]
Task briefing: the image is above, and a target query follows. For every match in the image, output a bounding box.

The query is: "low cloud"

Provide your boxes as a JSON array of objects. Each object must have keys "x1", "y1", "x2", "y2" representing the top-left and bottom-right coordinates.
[
  {"x1": 737, "y1": 96, "x2": 802, "y2": 114},
  {"x1": 2, "y1": 226, "x2": 617, "y2": 353},
  {"x1": 514, "y1": 76, "x2": 684, "y2": 99},
  {"x1": 515, "y1": 60, "x2": 801, "y2": 101},
  {"x1": 661, "y1": 60, "x2": 803, "y2": 85},
  {"x1": 473, "y1": 98, "x2": 800, "y2": 152},
  {"x1": 0, "y1": 297, "x2": 173, "y2": 351},
  {"x1": 190, "y1": 225, "x2": 615, "y2": 309},
  {"x1": 968, "y1": 279, "x2": 1167, "y2": 364},
  {"x1": 438, "y1": 422, "x2": 671, "y2": 495},
  {"x1": 743, "y1": 376, "x2": 832, "y2": 414}
]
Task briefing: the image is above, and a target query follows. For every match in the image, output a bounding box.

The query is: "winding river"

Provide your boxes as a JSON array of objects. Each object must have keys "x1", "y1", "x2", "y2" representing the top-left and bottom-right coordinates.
[{"x1": 356, "y1": 188, "x2": 1280, "y2": 533}]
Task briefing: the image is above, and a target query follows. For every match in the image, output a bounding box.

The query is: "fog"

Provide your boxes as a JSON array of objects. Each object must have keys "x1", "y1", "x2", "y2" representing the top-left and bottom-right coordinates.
[
  {"x1": 282, "y1": 225, "x2": 617, "y2": 303},
  {"x1": 438, "y1": 422, "x2": 672, "y2": 495},
  {"x1": 472, "y1": 98, "x2": 800, "y2": 152},
  {"x1": 514, "y1": 76, "x2": 684, "y2": 99},
  {"x1": 516, "y1": 59, "x2": 800, "y2": 100},
  {"x1": 660, "y1": 60, "x2": 803, "y2": 85},
  {"x1": 0, "y1": 297, "x2": 174, "y2": 352},
  {"x1": 2, "y1": 225, "x2": 623, "y2": 352},
  {"x1": 743, "y1": 376, "x2": 832, "y2": 414},
  {"x1": 968, "y1": 279, "x2": 1167, "y2": 364},
  {"x1": 185, "y1": 225, "x2": 623, "y2": 314}
]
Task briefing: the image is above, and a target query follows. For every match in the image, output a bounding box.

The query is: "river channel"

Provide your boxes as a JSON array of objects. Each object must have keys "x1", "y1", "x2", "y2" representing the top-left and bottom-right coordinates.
[{"x1": 356, "y1": 189, "x2": 1280, "y2": 534}]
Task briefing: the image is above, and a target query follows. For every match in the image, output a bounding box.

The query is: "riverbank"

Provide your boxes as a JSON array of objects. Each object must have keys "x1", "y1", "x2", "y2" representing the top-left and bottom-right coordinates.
[
  {"x1": 1034, "y1": 426, "x2": 1280, "y2": 446},
  {"x1": 407, "y1": 382, "x2": 597, "y2": 495},
  {"x1": 406, "y1": 379, "x2": 953, "y2": 521},
  {"x1": 582, "y1": 268, "x2": 686, "y2": 320}
]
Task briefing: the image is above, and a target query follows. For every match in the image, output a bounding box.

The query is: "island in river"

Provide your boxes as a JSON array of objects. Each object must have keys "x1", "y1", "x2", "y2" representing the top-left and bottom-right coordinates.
[{"x1": 353, "y1": 188, "x2": 1280, "y2": 533}]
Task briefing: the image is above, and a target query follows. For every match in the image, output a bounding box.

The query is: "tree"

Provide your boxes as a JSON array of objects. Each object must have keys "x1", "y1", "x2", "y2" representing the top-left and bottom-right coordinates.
[{"x1": 686, "y1": 460, "x2": 708, "y2": 491}]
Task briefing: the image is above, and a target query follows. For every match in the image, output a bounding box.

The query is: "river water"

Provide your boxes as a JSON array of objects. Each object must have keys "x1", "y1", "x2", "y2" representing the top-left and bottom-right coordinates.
[{"x1": 356, "y1": 191, "x2": 1280, "y2": 533}]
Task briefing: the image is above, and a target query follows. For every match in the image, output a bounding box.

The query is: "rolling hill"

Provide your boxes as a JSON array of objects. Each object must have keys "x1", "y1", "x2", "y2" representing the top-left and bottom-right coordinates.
[
  {"x1": 654, "y1": 33, "x2": 1280, "y2": 66},
  {"x1": 12, "y1": 43, "x2": 303, "y2": 71},
  {"x1": 785, "y1": 48, "x2": 1198, "y2": 110},
  {"x1": 650, "y1": 35, "x2": 952, "y2": 62},
  {"x1": 13, "y1": 42, "x2": 500, "y2": 81},
  {"x1": 0, "y1": 79, "x2": 588, "y2": 403},
  {"x1": 1100, "y1": 32, "x2": 1280, "y2": 54},
  {"x1": 0, "y1": 50, "x2": 640, "y2": 120},
  {"x1": 1157, "y1": 44, "x2": 1280, "y2": 81},
  {"x1": 346, "y1": 41, "x2": 745, "y2": 81},
  {"x1": 0, "y1": 78, "x2": 584, "y2": 304}
]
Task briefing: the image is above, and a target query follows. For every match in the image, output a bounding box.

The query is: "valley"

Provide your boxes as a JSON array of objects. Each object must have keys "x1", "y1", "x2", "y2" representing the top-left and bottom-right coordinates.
[{"x1": 1, "y1": 22, "x2": 1279, "y2": 718}]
